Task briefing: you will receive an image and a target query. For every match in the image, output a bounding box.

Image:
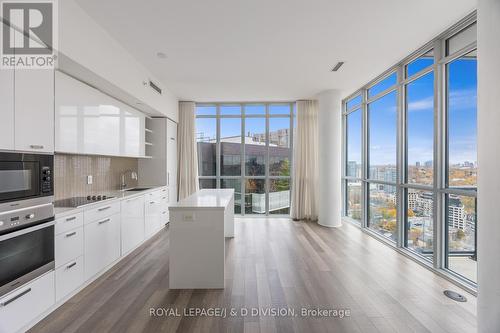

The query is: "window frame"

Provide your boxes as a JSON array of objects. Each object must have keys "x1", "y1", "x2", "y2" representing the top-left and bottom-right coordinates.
[
  {"x1": 196, "y1": 102, "x2": 294, "y2": 216},
  {"x1": 341, "y1": 13, "x2": 478, "y2": 294}
]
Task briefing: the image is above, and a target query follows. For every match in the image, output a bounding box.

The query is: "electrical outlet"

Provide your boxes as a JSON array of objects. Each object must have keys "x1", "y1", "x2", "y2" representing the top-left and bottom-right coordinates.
[
  {"x1": 183, "y1": 213, "x2": 195, "y2": 222},
  {"x1": 87, "y1": 175, "x2": 93, "y2": 185}
]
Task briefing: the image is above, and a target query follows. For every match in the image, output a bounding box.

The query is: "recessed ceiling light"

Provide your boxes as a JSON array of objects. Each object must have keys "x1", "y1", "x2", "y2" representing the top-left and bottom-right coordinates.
[
  {"x1": 156, "y1": 52, "x2": 167, "y2": 59},
  {"x1": 331, "y1": 62, "x2": 345, "y2": 72}
]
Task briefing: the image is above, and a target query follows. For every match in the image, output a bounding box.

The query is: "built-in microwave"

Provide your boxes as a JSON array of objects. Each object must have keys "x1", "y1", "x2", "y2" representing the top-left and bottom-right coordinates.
[{"x1": 0, "y1": 152, "x2": 53, "y2": 213}]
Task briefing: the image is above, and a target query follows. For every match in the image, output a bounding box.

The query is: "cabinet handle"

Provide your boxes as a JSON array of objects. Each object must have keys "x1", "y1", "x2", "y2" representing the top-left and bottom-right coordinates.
[
  {"x1": 29, "y1": 145, "x2": 44, "y2": 149},
  {"x1": 161, "y1": 197, "x2": 166, "y2": 200},
  {"x1": 65, "y1": 231, "x2": 76, "y2": 237},
  {"x1": 98, "y1": 218, "x2": 111, "y2": 225},
  {"x1": 66, "y1": 262, "x2": 77, "y2": 269},
  {"x1": 65, "y1": 216, "x2": 77, "y2": 222},
  {"x1": 167, "y1": 172, "x2": 170, "y2": 186},
  {"x1": 150, "y1": 201, "x2": 155, "y2": 204},
  {"x1": 0, "y1": 288, "x2": 31, "y2": 307},
  {"x1": 98, "y1": 206, "x2": 111, "y2": 212},
  {"x1": 126, "y1": 197, "x2": 139, "y2": 202}
]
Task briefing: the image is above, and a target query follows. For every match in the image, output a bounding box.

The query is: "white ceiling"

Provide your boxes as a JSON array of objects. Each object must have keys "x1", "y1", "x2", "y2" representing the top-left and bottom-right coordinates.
[{"x1": 75, "y1": 0, "x2": 476, "y2": 101}]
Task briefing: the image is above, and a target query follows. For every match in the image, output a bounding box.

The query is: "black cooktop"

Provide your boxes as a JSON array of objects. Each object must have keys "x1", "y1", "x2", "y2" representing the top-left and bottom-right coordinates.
[{"x1": 55, "y1": 195, "x2": 115, "y2": 208}]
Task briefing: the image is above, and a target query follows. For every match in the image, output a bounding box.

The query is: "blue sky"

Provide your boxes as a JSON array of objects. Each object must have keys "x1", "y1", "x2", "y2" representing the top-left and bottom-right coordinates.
[{"x1": 347, "y1": 57, "x2": 477, "y2": 166}]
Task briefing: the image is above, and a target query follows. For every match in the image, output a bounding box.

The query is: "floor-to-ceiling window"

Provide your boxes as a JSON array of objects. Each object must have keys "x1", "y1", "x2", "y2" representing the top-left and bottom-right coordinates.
[
  {"x1": 444, "y1": 24, "x2": 477, "y2": 282},
  {"x1": 196, "y1": 103, "x2": 293, "y2": 215},
  {"x1": 345, "y1": 96, "x2": 362, "y2": 223},
  {"x1": 341, "y1": 15, "x2": 477, "y2": 290},
  {"x1": 367, "y1": 81, "x2": 398, "y2": 241}
]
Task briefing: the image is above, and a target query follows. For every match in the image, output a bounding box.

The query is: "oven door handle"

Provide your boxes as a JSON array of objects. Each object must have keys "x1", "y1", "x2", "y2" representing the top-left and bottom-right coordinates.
[
  {"x1": 0, "y1": 288, "x2": 32, "y2": 307},
  {"x1": 0, "y1": 219, "x2": 55, "y2": 241}
]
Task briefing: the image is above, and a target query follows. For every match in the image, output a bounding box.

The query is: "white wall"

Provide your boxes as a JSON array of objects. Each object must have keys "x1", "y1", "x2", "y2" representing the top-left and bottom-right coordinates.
[
  {"x1": 317, "y1": 90, "x2": 343, "y2": 228},
  {"x1": 58, "y1": 0, "x2": 178, "y2": 121},
  {"x1": 477, "y1": 1, "x2": 500, "y2": 332}
]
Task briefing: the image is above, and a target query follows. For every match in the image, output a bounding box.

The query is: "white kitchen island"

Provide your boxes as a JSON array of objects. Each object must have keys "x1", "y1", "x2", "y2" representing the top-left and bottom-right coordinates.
[{"x1": 168, "y1": 189, "x2": 234, "y2": 289}]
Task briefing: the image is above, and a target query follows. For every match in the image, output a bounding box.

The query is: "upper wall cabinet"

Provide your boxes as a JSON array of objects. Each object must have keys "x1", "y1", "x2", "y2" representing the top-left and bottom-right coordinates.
[
  {"x1": 0, "y1": 68, "x2": 14, "y2": 151},
  {"x1": 15, "y1": 69, "x2": 55, "y2": 153},
  {"x1": 0, "y1": 65, "x2": 54, "y2": 153},
  {"x1": 55, "y1": 71, "x2": 146, "y2": 158}
]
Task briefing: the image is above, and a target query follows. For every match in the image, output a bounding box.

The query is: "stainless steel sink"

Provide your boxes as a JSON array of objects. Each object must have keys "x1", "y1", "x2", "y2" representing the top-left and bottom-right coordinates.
[{"x1": 123, "y1": 187, "x2": 152, "y2": 192}]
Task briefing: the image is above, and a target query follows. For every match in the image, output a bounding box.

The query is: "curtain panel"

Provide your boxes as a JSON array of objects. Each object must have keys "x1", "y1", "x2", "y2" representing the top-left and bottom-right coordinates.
[
  {"x1": 177, "y1": 101, "x2": 199, "y2": 199},
  {"x1": 291, "y1": 100, "x2": 319, "y2": 221}
]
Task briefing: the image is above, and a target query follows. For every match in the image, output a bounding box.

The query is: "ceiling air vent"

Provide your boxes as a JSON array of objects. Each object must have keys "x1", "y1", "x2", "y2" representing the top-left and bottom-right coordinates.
[
  {"x1": 331, "y1": 62, "x2": 345, "y2": 72},
  {"x1": 149, "y1": 80, "x2": 162, "y2": 95}
]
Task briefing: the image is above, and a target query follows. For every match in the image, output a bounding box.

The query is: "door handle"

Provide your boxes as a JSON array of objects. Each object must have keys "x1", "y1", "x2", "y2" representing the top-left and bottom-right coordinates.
[
  {"x1": 98, "y1": 218, "x2": 111, "y2": 225},
  {"x1": 0, "y1": 288, "x2": 31, "y2": 307},
  {"x1": 66, "y1": 262, "x2": 77, "y2": 269}
]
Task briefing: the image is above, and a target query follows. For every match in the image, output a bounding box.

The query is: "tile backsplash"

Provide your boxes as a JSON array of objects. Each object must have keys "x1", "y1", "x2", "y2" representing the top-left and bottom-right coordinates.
[{"x1": 54, "y1": 154, "x2": 138, "y2": 200}]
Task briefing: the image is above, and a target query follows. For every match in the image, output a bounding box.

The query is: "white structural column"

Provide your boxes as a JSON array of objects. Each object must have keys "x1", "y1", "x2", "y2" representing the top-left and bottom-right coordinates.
[
  {"x1": 477, "y1": 1, "x2": 500, "y2": 332},
  {"x1": 317, "y1": 90, "x2": 343, "y2": 227}
]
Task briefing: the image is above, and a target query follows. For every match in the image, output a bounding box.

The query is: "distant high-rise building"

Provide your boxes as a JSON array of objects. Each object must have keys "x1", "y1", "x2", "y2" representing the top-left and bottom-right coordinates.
[
  {"x1": 448, "y1": 195, "x2": 466, "y2": 230},
  {"x1": 424, "y1": 160, "x2": 433, "y2": 168},
  {"x1": 415, "y1": 192, "x2": 433, "y2": 217},
  {"x1": 416, "y1": 161, "x2": 421, "y2": 167},
  {"x1": 384, "y1": 167, "x2": 397, "y2": 194},
  {"x1": 347, "y1": 161, "x2": 360, "y2": 178},
  {"x1": 408, "y1": 190, "x2": 418, "y2": 210}
]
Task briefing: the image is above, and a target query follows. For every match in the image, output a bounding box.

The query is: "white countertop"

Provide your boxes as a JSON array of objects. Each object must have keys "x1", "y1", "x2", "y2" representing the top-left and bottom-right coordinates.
[
  {"x1": 54, "y1": 186, "x2": 167, "y2": 217},
  {"x1": 169, "y1": 189, "x2": 234, "y2": 211}
]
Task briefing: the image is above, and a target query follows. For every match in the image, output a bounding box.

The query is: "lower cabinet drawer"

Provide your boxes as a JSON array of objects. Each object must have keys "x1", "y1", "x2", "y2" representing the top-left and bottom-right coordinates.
[
  {"x1": 55, "y1": 212, "x2": 83, "y2": 235},
  {"x1": 55, "y1": 256, "x2": 84, "y2": 302},
  {"x1": 84, "y1": 201, "x2": 120, "y2": 225},
  {"x1": 0, "y1": 271, "x2": 55, "y2": 333},
  {"x1": 55, "y1": 226, "x2": 84, "y2": 268}
]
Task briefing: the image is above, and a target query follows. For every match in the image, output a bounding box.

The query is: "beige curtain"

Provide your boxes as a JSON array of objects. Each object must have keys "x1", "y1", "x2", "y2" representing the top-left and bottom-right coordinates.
[
  {"x1": 177, "y1": 101, "x2": 199, "y2": 199},
  {"x1": 291, "y1": 100, "x2": 319, "y2": 221}
]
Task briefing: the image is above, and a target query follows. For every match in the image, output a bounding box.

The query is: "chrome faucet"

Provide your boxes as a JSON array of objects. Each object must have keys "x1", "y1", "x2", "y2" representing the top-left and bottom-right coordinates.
[{"x1": 120, "y1": 170, "x2": 138, "y2": 190}]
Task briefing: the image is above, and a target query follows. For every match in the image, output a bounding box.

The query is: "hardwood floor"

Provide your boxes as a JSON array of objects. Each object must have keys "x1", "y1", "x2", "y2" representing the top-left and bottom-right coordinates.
[{"x1": 30, "y1": 218, "x2": 476, "y2": 333}]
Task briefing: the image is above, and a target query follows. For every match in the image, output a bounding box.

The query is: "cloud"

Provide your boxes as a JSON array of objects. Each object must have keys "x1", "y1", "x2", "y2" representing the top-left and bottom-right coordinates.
[
  {"x1": 407, "y1": 96, "x2": 433, "y2": 112},
  {"x1": 449, "y1": 89, "x2": 477, "y2": 111}
]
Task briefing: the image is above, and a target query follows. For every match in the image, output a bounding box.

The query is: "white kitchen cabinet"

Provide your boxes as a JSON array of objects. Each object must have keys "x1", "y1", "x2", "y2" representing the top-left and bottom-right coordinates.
[
  {"x1": 55, "y1": 212, "x2": 84, "y2": 235},
  {"x1": 55, "y1": 71, "x2": 146, "y2": 158},
  {"x1": 84, "y1": 213, "x2": 121, "y2": 280},
  {"x1": 145, "y1": 199, "x2": 160, "y2": 238},
  {"x1": 121, "y1": 195, "x2": 145, "y2": 255},
  {"x1": 14, "y1": 69, "x2": 55, "y2": 153},
  {"x1": 84, "y1": 200, "x2": 120, "y2": 225},
  {"x1": 167, "y1": 119, "x2": 178, "y2": 205},
  {"x1": 0, "y1": 67, "x2": 14, "y2": 150},
  {"x1": 139, "y1": 118, "x2": 178, "y2": 222},
  {"x1": 0, "y1": 271, "x2": 55, "y2": 333},
  {"x1": 55, "y1": 256, "x2": 84, "y2": 302},
  {"x1": 145, "y1": 189, "x2": 166, "y2": 237},
  {"x1": 55, "y1": 226, "x2": 84, "y2": 268}
]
